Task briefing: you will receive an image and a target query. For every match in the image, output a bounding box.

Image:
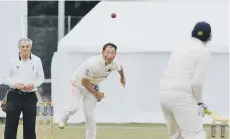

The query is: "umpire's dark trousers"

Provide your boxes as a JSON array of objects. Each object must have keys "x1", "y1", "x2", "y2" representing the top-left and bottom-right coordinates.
[{"x1": 4, "y1": 89, "x2": 38, "y2": 139}]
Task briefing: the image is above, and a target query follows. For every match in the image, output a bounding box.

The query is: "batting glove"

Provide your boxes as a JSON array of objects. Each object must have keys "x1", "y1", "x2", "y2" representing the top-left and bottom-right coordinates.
[{"x1": 198, "y1": 103, "x2": 208, "y2": 117}]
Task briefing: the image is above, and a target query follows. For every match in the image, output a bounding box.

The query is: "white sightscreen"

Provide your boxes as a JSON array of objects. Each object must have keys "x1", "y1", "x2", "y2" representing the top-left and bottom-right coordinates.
[
  {"x1": 0, "y1": 1, "x2": 27, "y2": 118},
  {"x1": 51, "y1": 52, "x2": 229, "y2": 124},
  {"x1": 0, "y1": 1, "x2": 27, "y2": 64}
]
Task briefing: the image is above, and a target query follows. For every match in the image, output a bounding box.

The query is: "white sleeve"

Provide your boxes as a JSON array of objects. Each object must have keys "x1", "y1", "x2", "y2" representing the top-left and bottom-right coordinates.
[
  {"x1": 192, "y1": 53, "x2": 212, "y2": 103},
  {"x1": 82, "y1": 65, "x2": 95, "y2": 79},
  {"x1": 72, "y1": 64, "x2": 95, "y2": 81},
  {"x1": 2, "y1": 58, "x2": 15, "y2": 88},
  {"x1": 34, "y1": 58, "x2": 45, "y2": 88}
]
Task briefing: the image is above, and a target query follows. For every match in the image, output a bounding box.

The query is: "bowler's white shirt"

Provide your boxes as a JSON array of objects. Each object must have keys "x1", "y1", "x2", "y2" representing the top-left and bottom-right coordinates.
[
  {"x1": 2, "y1": 54, "x2": 44, "y2": 92},
  {"x1": 160, "y1": 38, "x2": 212, "y2": 103},
  {"x1": 72, "y1": 55, "x2": 121, "y2": 85}
]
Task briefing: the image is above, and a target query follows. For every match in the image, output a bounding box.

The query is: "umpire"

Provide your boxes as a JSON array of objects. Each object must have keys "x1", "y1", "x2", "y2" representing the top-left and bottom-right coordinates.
[{"x1": 2, "y1": 38, "x2": 44, "y2": 139}]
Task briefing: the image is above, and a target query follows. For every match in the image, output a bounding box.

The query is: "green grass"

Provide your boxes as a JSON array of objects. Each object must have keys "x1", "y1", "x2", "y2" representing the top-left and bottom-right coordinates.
[{"x1": 0, "y1": 123, "x2": 229, "y2": 139}]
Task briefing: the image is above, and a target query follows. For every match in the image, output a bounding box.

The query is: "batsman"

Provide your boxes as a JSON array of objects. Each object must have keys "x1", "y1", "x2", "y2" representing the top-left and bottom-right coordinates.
[
  {"x1": 159, "y1": 21, "x2": 212, "y2": 139},
  {"x1": 58, "y1": 43, "x2": 126, "y2": 139}
]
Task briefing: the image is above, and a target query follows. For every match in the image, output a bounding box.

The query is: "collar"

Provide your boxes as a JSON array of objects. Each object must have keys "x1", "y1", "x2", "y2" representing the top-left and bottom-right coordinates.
[
  {"x1": 19, "y1": 53, "x2": 32, "y2": 61},
  {"x1": 191, "y1": 37, "x2": 205, "y2": 46}
]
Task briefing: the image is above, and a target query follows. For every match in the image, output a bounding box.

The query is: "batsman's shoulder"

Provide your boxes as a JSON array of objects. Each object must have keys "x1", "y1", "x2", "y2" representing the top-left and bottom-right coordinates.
[
  {"x1": 202, "y1": 48, "x2": 212, "y2": 59},
  {"x1": 197, "y1": 49, "x2": 212, "y2": 64}
]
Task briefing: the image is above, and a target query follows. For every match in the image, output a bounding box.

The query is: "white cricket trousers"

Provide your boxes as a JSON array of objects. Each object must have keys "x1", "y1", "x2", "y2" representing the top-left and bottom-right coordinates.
[
  {"x1": 64, "y1": 86, "x2": 97, "y2": 139},
  {"x1": 159, "y1": 91, "x2": 207, "y2": 139}
]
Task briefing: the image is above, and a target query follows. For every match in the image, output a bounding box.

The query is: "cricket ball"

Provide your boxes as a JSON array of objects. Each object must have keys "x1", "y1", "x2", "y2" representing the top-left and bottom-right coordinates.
[{"x1": 111, "y1": 13, "x2": 116, "y2": 18}]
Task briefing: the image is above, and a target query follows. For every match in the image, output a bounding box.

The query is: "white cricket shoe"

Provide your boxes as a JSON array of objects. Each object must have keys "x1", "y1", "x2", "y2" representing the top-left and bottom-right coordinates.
[{"x1": 58, "y1": 116, "x2": 69, "y2": 129}]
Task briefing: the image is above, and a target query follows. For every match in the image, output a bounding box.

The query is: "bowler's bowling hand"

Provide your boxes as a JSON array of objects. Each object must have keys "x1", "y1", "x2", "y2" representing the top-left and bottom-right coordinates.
[{"x1": 120, "y1": 77, "x2": 126, "y2": 88}]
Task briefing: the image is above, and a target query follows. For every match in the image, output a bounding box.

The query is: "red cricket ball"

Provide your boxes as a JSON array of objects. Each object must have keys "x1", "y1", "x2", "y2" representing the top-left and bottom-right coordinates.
[{"x1": 111, "y1": 13, "x2": 116, "y2": 18}]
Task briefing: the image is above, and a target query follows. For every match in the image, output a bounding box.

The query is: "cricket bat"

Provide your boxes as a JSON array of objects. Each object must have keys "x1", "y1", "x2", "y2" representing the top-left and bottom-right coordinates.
[{"x1": 205, "y1": 109, "x2": 229, "y2": 124}]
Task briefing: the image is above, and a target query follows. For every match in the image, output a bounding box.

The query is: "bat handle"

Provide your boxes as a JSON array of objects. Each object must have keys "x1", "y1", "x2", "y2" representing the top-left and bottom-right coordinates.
[{"x1": 204, "y1": 109, "x2": 212, "y2": 115}]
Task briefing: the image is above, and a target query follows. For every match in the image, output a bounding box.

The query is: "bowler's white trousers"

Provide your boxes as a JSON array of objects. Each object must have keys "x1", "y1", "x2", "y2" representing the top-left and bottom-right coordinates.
[
  {"x1": 159, "y1": 91, "x2": 207, "y2": 139},
  {"x1": 63, "y1": 86, "x2": 98, "y2": 139}
]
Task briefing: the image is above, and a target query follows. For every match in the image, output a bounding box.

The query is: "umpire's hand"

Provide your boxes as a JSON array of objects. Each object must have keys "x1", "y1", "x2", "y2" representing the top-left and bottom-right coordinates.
[
  {"x1": 14, "y1": 83, "x2": 25, "y2": 90},
  {"x1": 120, "y1": 77, "x2": 126, "y2": 88},
  {"x1": 24, "y1": 83, "x2": 34, "y2": 91}
]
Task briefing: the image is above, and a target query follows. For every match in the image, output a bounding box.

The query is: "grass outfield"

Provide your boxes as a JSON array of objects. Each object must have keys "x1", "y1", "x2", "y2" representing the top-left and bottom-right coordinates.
[{"x1": 0, "y1": 123, "x2": 229, "y2": 139}]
